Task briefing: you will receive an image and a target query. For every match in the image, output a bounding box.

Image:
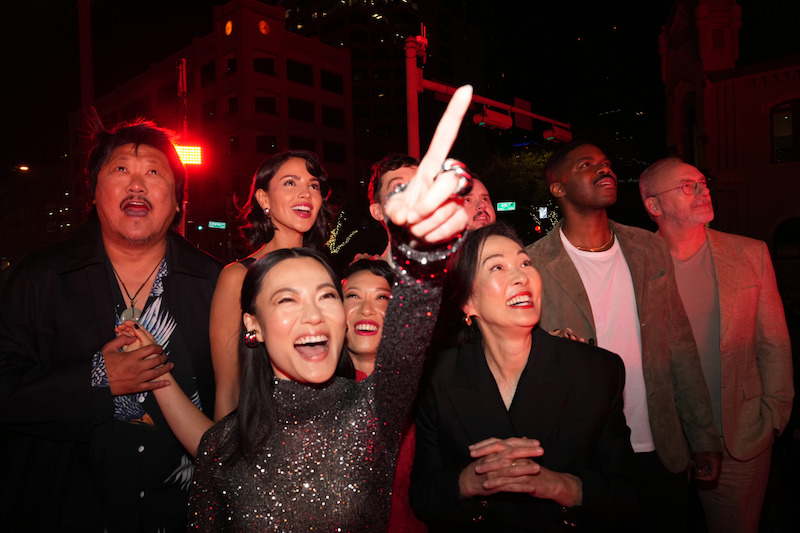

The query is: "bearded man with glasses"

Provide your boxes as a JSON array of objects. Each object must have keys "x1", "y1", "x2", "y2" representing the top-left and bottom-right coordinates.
[{"x1": 639, "y1": 157, "x2": 793, "y2": 533}]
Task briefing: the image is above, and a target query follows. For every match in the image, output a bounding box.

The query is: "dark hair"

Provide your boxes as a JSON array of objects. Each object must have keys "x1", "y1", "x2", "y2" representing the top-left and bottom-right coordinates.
[
  {"x1": 220, "y1": 247, "x2": 342, "y2": 464},
  {"x1": 239, "y1": 150, "x2": 332, "y2": 250},
  {"x1": 543, "y1": 139, "x2": 597, "y2": 186},
  {"x1": 431, "y1": 222, "x2": 525, "y2": 351},
  {"x1": 368, "y1": 153, "x2": 419, "y2": 204},
  {"x1": 335, "y1": 258, "x2": 396, "y2": 379},
  {"x1": 86, "y1": 117, "x2": 186, "y2": 227},
  {"x1": 341, "y1": 258, "x2": 396, "y2": 286}
]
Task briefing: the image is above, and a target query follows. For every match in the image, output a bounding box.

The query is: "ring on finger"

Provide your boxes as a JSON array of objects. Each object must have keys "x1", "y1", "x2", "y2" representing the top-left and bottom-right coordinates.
[
  {"x1": 511, "y1": 461, "x2": 517, "y2": 468},
  {"x1": 440, "y1": 158, "x2": 473, "y2": 198}
]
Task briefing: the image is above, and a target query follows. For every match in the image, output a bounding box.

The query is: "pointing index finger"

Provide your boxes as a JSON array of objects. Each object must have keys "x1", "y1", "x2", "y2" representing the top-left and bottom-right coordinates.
[{"x1": 416, "y1": 85, "x2": 474, "y2": 184}]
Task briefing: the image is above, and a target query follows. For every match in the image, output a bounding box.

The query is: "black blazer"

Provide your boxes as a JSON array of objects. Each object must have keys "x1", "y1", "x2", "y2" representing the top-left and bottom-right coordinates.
[{"x1": 411, "y1": 327, "x2": 637, "y2": 532}]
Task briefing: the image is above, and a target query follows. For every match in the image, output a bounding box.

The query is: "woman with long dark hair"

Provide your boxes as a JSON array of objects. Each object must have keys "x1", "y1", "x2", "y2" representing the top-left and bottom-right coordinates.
[
  {"x1": 187, "y1": 86, "x2": 475, "y2": 531},
  {"x1": 410, "y1": 223, "x2": 638, "y2": 531},
  {"x1": 210, "y1": 150, "x2": 332, "y2": 420}
]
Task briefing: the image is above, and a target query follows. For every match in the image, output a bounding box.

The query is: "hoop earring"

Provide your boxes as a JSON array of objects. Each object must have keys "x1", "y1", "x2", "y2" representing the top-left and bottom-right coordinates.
[
  {"x1": 464, "y1": 315, "x2": 472, "y2": 327},
  {"x1": 244, "y1": 330, "x2": 260, "y2": 348}
]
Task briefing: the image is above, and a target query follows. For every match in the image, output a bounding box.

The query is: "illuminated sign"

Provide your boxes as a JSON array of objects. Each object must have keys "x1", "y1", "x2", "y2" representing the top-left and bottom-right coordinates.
[
  {"x1": 497, "y1": 201, "x2": 516, "y2": 212},
  {"x1": 208, "y1": 221, "x2": 226, "y2": 229}
]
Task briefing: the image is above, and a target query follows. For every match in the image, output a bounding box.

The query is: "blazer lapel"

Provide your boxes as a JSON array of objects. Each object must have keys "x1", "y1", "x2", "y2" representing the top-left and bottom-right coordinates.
[
  {"x1": 541, "y1": 223, "x2": 596, "y2": 332},
  {"x1": 447, "y1": 343, "x2": 518, "y2": 443},
  {"x1": 447, "y1": 336, "x2": 574, "y2": 446},
  {"x1": 706, "y1": 229, "x2": 737, "y2": 342},
  {"x1": 611, "y1": 221, "x2": 647, "y2": 316},
  {"x1": 509, "y1": 333, "x2": 573, "y2": 443}
]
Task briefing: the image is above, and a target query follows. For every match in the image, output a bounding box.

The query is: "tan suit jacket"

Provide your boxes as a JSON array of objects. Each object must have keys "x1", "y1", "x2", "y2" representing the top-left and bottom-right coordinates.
[
  {"x1": 705, "y1": 228, "x2": 793, "y2": 461},
  {"x1": 526, "y1": 220, "x2": 722, "y2": 473}
]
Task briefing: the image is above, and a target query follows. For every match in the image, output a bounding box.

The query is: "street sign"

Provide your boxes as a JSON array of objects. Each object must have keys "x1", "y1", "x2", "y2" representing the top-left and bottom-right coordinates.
[
  {"x1": 208, "y1": 220, "x2": 226, "y2": 229},
  {"x1": 497, "y1": 201, "x2": 516, "y2": 212}
]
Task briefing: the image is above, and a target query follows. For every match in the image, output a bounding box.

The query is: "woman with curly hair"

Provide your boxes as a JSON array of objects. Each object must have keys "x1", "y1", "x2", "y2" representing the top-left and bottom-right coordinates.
[{"x1": 210, "y1": 150, "x2": 332, "y2": 420}]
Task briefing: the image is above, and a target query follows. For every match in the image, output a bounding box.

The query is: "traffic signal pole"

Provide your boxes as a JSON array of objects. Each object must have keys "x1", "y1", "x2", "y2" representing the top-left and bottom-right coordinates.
[
  {"x1": 405, "y1": 33, "x2": 572, "y2": 158},
  {"x1": 405, "y1": 33, "x2": 426, "y2": 158}
]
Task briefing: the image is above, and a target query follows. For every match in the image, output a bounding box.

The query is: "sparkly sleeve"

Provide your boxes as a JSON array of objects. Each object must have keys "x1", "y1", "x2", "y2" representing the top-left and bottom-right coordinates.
[
  {"x1": 187, "y1": 422, "x2": 226, "y2": 530},
  {"x1": 371, "y1": 225, "x2": 462, "y2": 441}
]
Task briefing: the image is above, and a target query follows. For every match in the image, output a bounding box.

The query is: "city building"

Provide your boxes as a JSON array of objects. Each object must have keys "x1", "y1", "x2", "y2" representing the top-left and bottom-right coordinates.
[
  {"x1": 70, "y1": 0, "x2": 353, "y2": 262},
  {"x1": 274, "y1": 0, "x2": 486, "y2": 175},
  {"x1": 659, "y1": 0, "x2": 800, "y2": 288}
]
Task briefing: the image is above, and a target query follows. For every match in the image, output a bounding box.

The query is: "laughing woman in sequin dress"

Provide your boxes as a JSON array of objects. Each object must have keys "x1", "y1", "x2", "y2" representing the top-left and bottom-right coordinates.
[{"x1": 187, "y1": 86, "x2": 474, "y2": 531}]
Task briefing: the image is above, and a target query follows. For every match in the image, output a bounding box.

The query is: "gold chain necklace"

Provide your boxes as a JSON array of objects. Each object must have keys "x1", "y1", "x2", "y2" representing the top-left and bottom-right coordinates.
[{"x1": 574, "y1": 232, "x2": 615, "y2": 252}]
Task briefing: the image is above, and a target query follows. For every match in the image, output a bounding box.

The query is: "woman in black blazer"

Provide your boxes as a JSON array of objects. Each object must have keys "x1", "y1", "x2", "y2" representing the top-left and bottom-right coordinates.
[{"x1": 410, "y1": 223, "x2": 638, "y2": 532}]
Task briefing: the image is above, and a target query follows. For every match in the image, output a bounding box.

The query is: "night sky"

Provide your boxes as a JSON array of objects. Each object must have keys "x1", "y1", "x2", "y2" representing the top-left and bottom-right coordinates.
[{"x1": 3, "y1": 1, "x2": 797, "y2": 169}]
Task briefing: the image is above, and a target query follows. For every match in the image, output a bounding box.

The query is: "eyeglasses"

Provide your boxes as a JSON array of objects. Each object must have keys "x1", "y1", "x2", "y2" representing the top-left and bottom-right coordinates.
[{"x1": 651, "y1": 179, "x2": 710, "y2": 197}]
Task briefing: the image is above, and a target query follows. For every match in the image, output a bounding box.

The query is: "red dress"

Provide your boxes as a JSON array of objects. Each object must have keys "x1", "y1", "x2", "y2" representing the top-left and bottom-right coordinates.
[{"x1": 355, "y1": 371, "x2": 427, "y2": 532}]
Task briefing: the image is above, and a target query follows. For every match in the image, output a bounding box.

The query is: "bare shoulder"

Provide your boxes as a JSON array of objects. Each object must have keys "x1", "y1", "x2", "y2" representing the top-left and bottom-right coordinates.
[
  {"x1": 217, "y1": 261, "x2": 249, "y2": 287},
  {"x1": 211, "y1": 262, "x2": 249, "y2": 309}
]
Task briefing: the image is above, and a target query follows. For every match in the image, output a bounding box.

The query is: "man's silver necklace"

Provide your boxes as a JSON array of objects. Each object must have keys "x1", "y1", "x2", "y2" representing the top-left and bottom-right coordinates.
[{"x1": 111, "y1": 260, "x2": 161, "y2": 322}]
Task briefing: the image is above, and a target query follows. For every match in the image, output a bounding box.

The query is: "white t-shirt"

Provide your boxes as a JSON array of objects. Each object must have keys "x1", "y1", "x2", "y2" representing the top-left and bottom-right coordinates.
[{"x1": 560, "y1": 229, "x2": 655, "y2": 453}]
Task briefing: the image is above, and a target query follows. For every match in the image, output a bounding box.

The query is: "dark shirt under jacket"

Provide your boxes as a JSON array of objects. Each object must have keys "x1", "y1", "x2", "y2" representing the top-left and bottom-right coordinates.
[
  {"x1": 0, "y1": 217, "x2": 221, "y2": 532},
  {"x1": 411, "y1": 327, "x2": 637, "y2": 532}
]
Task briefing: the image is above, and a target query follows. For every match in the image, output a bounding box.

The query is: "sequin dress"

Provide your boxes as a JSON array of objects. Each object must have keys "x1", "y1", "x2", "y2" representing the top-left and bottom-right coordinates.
[{"x1": 188, "y1": 242, "x2": 449, "y2": 532}]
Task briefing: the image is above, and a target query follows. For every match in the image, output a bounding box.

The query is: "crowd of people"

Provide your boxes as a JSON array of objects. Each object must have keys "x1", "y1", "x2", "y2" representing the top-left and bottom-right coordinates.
[{"x1": 0, "y1": 84, "x2": 793, "y2": 533}]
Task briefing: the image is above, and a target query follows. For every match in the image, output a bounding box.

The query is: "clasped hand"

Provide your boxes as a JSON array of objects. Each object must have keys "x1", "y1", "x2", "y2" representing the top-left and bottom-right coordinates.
[
  {"x1": 459, "y1": 437, "x2": 583, "y2": 508},
  {"x1": 102, "y1": 321, "x2": 173, "y2": 396}
]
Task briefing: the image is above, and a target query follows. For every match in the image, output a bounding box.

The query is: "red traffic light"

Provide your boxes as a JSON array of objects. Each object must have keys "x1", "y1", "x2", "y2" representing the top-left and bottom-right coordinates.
[{"x1": 174, "y1": 145, "x2": 203, "y2": 165}]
